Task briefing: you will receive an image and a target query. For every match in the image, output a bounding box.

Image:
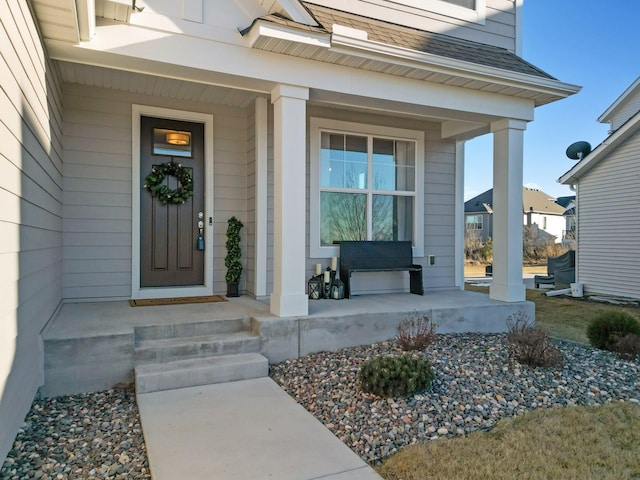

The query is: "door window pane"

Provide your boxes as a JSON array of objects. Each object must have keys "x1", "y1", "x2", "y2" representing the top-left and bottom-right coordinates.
[
  {"x1": 153, "y1": 128, "x2": 192, "y2": 157},
  {"x1": 372, "y1": 195, "x2": 414, "y2": 241},
  {"x1": 372, "y1": 139, "x2": 415, "y2": 191},
  {"x1": 320, "y1": 133, "x2": 368, "y2": 189},
  {"x1": 320, "y1": 192, "x2": 367, "y2": 245}
]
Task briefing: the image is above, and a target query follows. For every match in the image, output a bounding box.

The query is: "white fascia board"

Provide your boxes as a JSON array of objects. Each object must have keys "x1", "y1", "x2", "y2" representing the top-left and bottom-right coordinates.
[
  {"x1": 277, "y1": 0, "x2": 318, "y2": 25},
  {"x1": 245, "y1": 21, "x2": 330, "y2": 49},
  {"x1": 330, "y1": 34, "x2": 581, "y2": 102},
  {"x1": 45, "y1": 23, "x2": 533, "y2": 120},
  {"x1": 597, "y1": 76, "x2": 640, "y2": 123},
  {"x1": 559, "y1": 110, "x2": 640, "y2": 184}
]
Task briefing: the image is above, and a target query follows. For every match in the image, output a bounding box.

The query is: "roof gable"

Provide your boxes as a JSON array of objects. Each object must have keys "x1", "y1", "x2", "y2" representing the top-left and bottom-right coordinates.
[{"x1": 465, "y1": 187, "x2": 566, "y2": 215}]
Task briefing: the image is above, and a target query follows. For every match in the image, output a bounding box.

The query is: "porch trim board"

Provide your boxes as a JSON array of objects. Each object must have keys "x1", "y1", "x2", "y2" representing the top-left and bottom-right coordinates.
[{"x1": 131, "y1": 105, "x2": 215, "y2": 299}]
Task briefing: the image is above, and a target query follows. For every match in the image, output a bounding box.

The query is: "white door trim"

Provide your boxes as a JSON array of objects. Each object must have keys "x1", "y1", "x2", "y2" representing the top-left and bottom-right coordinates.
[{"x1": 131, "y1": 105, "x2": 214, "y2": 299}]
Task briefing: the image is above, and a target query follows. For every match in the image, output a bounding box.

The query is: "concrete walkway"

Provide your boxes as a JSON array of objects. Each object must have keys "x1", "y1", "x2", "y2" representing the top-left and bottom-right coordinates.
[{"x1": 137, "y1": 378, "x2": 382, "y2": 480}]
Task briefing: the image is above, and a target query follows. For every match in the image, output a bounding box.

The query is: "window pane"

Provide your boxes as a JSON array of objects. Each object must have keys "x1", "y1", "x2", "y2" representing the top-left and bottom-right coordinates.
[
  {"x1": 153, "y1": 128, "x2": 192, "y2": 157},
  {"x1": 320, "y1": 192, "x2": 367, "y2": 245},
  {"x1": 320, "y1": 133, "x2": 368, "y2": 189},
  {"x1": 372, "y1": 195, "x2": 413, "y2": 241},
  {"x1": 372, "y1": 139, "x2": 415, "y2": 192}
]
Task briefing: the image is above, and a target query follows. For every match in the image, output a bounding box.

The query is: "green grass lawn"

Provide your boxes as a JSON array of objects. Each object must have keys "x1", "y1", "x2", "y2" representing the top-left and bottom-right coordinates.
[
  {"x1": 376, "y1": 286, "x2": 640, "y2": 480},
  {"x1": 465, "y1": 284, "x2": 640, "y2": 344},
  {"x1": 376, "y1": 402, "x2": 640, "y2": 480}
]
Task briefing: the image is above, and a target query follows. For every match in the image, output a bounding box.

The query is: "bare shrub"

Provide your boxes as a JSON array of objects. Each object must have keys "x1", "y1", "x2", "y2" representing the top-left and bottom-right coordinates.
[
  {"x1": 465, "y1": 231, "x2": 492, "y2": 263},
  {"x1": 396, "y1": 311, "x2": 437, "y2": 351},
  {"x1": 611, "y1": 334, "x2": 640, "y2": 360},
  {"x1": 522, "y1": 225, "x2": 567, "y2": 264},
  {"x1": 506, "y1": 313, "x2": 563, "y2": 368}
]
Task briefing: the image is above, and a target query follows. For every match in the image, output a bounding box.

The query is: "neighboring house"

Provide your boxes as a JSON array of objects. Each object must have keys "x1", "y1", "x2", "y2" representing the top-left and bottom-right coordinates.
[
  {"x1": 464, "y1": 187, "x2": 567, "y2": 243},
  {"x1": 560, "y1": 76, "x2": 640, "y2": 299},
  {"x1": 0, "y1": 0, "x2": 579, "y2": 462}
]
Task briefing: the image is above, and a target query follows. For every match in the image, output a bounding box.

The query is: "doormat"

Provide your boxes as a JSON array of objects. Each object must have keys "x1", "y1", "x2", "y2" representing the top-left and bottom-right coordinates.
[{"x1": 129, "y1": 295, "x2": 228, "y2": 307}]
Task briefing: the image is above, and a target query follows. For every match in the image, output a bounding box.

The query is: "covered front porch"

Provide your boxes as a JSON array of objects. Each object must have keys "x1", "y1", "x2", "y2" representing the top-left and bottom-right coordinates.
[{"x1": 41, "y1": 291, "x2": 532, "y2": 397}]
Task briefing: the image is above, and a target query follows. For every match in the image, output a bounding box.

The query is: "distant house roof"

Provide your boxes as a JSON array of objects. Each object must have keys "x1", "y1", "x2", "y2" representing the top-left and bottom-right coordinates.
[
  {"x1": 241, "y1": 3, "x2": 556, "y2": 81},
  {"x1": 464, "y1": 187, "x2": 566, "y2": 215}
]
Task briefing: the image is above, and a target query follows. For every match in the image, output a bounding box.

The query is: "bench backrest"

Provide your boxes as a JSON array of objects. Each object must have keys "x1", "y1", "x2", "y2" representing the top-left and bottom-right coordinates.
[{"x1": 339, "y1": 241, "x2": 414, "y2": 270}]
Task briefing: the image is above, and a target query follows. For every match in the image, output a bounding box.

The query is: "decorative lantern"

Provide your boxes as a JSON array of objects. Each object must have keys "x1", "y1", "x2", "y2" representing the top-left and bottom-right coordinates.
[
  {"x1": 330, "y1": 277, "x2": 345, "y2": 300},
  {"x1": 308, "y1": 275, "x2": 323, "y2": 300}
]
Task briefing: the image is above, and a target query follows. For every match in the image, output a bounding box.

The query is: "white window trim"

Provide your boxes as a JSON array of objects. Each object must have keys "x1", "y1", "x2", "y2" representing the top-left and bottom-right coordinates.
[
  {"x1": 386, "y1": 0, "x2": 486, "y2": 24},
  {"x1": 310, "y1": 117, "x2": 424, "y2": 258}
]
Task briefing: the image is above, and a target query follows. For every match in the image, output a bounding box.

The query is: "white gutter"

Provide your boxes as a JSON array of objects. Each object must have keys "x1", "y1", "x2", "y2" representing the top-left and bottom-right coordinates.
[{"x1": 245, "y1": 21, "x2": 331, "y2": 49}]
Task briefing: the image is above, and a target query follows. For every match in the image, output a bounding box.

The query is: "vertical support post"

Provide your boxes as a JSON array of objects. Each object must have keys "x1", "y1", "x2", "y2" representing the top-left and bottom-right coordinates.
[
  {"x1": 254, "y1": 97, "x2": 268, "y2": 298},
  {"x1": 270, "y1": 84, "x2": 309, "y2": 317},
  {"x1": 490, "y1": 119, "x2": 527, "y2": 302},
  {"x1": 455, "y1": 140, "x2": 465, "y2": 290}
]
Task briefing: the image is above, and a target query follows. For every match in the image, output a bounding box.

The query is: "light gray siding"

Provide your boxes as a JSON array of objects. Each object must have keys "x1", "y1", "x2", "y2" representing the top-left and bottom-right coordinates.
[
  {"x1": 577, "y1": 129, "x2": 640, "y2": 299},
  {"x1": 0, "y1": 0, "x2": 64, "y2": 462},
  {"x1": 62, "y1": 84, "x2": 248, "y2": 299},
  {"x1": 609, "y1": 89, "x2": 640, "y2": 131},
  {"x1": 313, "y1": 0, "x2": 518, "y2": 51}
]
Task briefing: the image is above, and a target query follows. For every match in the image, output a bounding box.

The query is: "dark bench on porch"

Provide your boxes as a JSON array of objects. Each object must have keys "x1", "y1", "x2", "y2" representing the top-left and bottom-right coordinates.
[{"x1": 338, "y1": 241, "x2": 424, "y2": 299}]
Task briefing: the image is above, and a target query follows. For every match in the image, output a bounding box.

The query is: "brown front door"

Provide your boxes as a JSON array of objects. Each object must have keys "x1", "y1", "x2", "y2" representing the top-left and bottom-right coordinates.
[{"x1": 140, "y1": 116, "x2": 205, "y2": 287}]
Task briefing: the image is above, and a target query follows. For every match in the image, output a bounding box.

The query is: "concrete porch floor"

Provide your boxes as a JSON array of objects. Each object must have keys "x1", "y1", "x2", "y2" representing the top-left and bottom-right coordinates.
[{"x1": 40, "y1": 288, "x2": 533, "y2": 396}]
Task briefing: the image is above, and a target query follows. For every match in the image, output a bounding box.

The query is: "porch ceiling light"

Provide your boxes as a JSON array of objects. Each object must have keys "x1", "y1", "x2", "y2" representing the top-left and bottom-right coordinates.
[{"x1": 166, "y1": 132, "x2": 189, "y2": 145}]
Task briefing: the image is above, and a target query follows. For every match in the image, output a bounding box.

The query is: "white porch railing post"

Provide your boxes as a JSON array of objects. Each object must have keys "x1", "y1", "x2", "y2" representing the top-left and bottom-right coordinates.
[
  {"x1": 490, "y1": 119, "x2": 527, "y2": 302},
  {"x1": 270, "y1": 84, "x2": 309, "y2": 317}
]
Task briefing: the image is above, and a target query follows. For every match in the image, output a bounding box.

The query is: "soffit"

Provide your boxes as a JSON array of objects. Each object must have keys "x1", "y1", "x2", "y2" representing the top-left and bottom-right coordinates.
[{"x1": 57, "y1": 61, "x2": 261, "y2": 108}]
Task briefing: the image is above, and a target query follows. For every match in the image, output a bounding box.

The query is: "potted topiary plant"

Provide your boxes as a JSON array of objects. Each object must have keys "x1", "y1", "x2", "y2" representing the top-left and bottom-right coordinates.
[{"x1": 225, "y1": 216, "x2": 243, "y2": 297}]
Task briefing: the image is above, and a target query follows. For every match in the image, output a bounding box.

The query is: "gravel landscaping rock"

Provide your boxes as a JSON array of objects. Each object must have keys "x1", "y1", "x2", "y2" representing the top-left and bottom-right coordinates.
[
  {"x1": 0, "y1": 388, "x2": 150, "y2": 480},
  {"x1": 2, "y1": 334, "x2": 638, "y2": 476},
  {"x1": 270, "y1": 333, "x2": 640, "y2": 465}
]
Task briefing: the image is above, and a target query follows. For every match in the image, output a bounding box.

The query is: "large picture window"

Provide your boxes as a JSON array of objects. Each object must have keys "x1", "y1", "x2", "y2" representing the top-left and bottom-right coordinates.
[{"x1": 311, "y1": 119, "x2": 424, "y2": 257}]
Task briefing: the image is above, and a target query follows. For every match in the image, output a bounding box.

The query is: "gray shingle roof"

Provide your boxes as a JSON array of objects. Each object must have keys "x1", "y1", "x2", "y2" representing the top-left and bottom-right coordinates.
[
  {"x1": 242, "y1": 3, "x2": 556, "y2": 80},
  {"x1": 465, "y1": 187, "x2": 567, "y2": 215}
]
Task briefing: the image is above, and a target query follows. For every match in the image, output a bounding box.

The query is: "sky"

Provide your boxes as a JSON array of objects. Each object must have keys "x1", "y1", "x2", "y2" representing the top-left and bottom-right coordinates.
[{"x1": 464, "y1": 1, "x2": 640, "y2": 201}]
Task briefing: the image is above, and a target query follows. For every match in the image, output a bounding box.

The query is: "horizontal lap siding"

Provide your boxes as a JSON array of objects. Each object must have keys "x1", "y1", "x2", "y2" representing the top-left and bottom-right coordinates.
[
  {"x1": 321, "y1": 0, "x2": 517, "y2": 50},
  {"x1": 62, "y1": 85, "x2": 248, "y2": 299},
  {"x1": 0, "y1": 0, "x2": 63, "y2": 463},
  {"x1": 609, "y1": 91, "x2": 640, "y2": 131},
  {"x1": 577, "y1": 132, "x2": 640, "y2": 298}
]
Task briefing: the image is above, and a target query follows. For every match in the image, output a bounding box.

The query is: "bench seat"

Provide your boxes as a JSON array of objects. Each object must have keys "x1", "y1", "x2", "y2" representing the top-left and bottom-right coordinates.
[{"x1": 338, "y1": 241, "x2": 424, "y2": 298}]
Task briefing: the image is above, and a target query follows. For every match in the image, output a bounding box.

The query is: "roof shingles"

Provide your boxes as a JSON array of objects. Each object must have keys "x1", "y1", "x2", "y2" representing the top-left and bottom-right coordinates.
[{"x1": 242, "y1": 2, "x2": 556, "y2": 80}]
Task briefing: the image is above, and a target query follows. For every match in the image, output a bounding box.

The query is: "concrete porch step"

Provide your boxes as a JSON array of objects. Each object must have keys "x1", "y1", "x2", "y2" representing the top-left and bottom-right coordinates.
[
  {"x1": 134, "y1": 331, "x2": 262, "y2": 366},
  {"x1": 135, "y1": 353, "x2": 269, "y2": 394},
  {"x1": 134, "y1": 317, "x2": 251, "y2": 342}
]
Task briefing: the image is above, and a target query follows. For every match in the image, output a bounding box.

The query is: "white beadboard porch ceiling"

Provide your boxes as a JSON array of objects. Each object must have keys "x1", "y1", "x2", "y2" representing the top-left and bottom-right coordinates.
[{"x1": 56, "y1": 61, "x2": 261, "y2": 108}]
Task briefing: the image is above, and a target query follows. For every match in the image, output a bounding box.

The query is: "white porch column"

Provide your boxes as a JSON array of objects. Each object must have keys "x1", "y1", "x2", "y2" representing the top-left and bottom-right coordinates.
[
  {"x1": 270, "y1": 84, "x2": 309, "y2": 317},
  {"x1": 490, "y1": 119, "x2": 527, "y2": 302}
]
